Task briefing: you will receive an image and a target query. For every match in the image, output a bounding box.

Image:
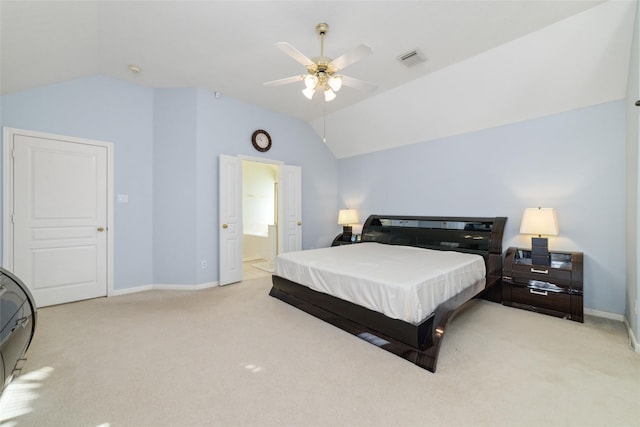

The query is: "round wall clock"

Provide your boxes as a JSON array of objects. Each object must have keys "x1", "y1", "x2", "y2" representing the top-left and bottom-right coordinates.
[{"x1": 251, "y1": 129, "x2": 272, "y2": 152}]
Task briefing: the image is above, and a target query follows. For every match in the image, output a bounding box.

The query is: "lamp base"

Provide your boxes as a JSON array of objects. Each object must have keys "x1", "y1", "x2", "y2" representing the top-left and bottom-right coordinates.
[
  {"x1": 342, "y1": 225, "x2": 353, "y2": 242},
  {"x1": 531, "y1": 237, "x2": 549, "y2": 266}
]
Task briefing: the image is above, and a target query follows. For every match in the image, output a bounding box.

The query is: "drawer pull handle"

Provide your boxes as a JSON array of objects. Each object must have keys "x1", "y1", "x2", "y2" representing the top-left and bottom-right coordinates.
[
  {"x1": 530, "y1": 289, "x2": 548, "y2": 296},
  {"x1": 531, "y1": 268, "x2": 549, "y2": 274},
  {"x1": 12, "y1": 317, "x2": 29, "y2": 333}
]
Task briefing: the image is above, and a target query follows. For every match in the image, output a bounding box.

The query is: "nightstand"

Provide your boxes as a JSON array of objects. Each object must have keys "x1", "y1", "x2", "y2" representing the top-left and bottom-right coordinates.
[
  {"x1": 502, "y1": 247, "x2": 583, "y2": 322},
  {"x1": 331, "y1": 233, "x2": 359, "y2": 247}
]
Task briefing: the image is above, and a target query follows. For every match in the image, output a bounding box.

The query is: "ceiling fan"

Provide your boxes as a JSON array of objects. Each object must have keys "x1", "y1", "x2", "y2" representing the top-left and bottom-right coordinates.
[{"x1": 264, "y1": 23, "x2": 377, "y2": 102}]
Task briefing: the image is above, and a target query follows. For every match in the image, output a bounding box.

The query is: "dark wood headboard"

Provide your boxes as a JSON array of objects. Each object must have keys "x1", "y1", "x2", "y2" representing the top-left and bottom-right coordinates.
[{"x1": 361, "y1": 215, "x2": 507, "y2": 296}]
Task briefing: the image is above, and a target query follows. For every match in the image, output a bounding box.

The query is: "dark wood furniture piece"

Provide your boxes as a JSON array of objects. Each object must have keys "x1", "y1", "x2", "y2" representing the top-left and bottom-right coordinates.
[
  {"x1": 502, "y1": 247, "x2": 583, "y2": 322},
  {"x1": 331, "y1": 233, "x2": 359, "y2": 246},
  {"x1": 1, "y1": 267, "x2": 37, "y2": 395},
  {"x1": 270, "y1": 215, "x2": 507, "y2": 372}
]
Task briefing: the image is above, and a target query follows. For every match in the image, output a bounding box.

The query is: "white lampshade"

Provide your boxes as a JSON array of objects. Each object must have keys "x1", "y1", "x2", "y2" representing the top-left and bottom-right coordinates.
[
  {"x1": 520, "y1": 207, "x2": 559, "y2": 237},
  {"x1": 324, "y1": 88, "x2": 336, "y2": 102},
  {"x1": 328, "y1": 75, "x2": 343, "y2": 92},
  {"x1": 338, "y1": 209, "x2": 358, "y2": 225},
  {"x1": 302, "y1": 87, "x2": 315, "y2": 100},
  {"x1": 304, "y1": 74, "x2": 318, "y2": 89}
]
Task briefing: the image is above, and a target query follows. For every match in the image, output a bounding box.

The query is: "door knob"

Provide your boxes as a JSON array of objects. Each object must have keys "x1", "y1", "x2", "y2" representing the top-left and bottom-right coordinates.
[
  {"x1": 97, "y1": 227, "x2": 105, "y2": 232},
  {"x1": 222, "y1": 224, "x2": 229, "y2": 229},
  {"x1": 297, "y1": 221, "x2": 302, "y2": 226}
]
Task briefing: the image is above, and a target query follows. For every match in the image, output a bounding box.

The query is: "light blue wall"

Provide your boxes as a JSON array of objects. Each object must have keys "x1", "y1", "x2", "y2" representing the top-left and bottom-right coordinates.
[
  {"x1": 0, "y1": 75, "x2": 155, "y2": 290},
  {"x1": 0, "y1": 76, "x2": 338, "y2": 290},
  {"x1": 153, "y1": 88, "x2": 199, "y2": 285},
  {"x1": 339, "y1": 101, "x2": 626, "y2": 315},
  {"x1": 194, "y1": 88, "x2": 339, "y2": 283},
  {"x1": 8, "y1": 75, "x2": 625, "y2": 315}
]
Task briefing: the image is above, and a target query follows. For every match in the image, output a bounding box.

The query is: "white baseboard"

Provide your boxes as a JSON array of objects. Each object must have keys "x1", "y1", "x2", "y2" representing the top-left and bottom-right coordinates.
[
  {"x1": 152, "y1": 281, "x2": 219, "y2": 291},
  {"x1": 579, "y1": 309, "x2": 639, "y2": 353},
  {"x1": 110, "y1": 285, "x2": 153, "y2": 297},
  {"x1": 623, "y1": 317, "x2": 640, "y2": 353},
  {"x1": 110, "y1": 281, "x2": 219, "y2": 297},
  {"x1": 584, "y1": 308, "x2": 625, "y2": 322}
]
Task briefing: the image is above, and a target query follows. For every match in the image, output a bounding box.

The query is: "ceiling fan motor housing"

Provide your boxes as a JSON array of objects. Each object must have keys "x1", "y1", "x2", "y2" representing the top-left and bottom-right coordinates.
[{"x1": 316, "y1": 23, "x2": 329, "y2": 36}]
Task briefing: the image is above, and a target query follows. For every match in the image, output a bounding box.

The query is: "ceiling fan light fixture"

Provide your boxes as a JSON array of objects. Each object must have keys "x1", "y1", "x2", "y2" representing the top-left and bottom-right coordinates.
[
  {"x1": 304, "y1": 74, "x2": 318, "y2": 89},
  {"x1": 264, "y1": 23, "x2": 375, "y2": 103},
  {"x1": 328, "y1": 76, "x2": 342, "y2": 92},
  {"x1": 302, "y1": 87, "x2": 315, "y2": 100},
  {"x1": 324, "y1": 87, "x2": 336, "y2": 102}
]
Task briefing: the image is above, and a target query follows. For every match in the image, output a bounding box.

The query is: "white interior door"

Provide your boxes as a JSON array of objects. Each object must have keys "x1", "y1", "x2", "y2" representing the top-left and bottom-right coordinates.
[
  {"x1": 278, "y1": 165, "x2": 302, "y2": 253},
  {"x1": 219, "y1": 155, "x2": 243, "y2": 285},
  {"x1": 218, "y1": 156, "x2": 301, "y2": 284},
  {"x1": 6, "y1": 130, "x2": 110, "y2": 307}
]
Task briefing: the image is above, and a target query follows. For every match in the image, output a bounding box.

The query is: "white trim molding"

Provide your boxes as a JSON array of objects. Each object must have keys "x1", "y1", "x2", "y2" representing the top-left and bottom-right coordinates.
[
  {"x1": 584, "y1": 308, "x2": 639, "y2": 353},
  {"x1": 110, "y1": 282, "x2": 219, "y2": 297},
  {"x1": 584, "y1": 308, "x2": 625, "y2": 322},
  {"x1": 623, "y1": 317, "x2": 640, "y2": 353}
]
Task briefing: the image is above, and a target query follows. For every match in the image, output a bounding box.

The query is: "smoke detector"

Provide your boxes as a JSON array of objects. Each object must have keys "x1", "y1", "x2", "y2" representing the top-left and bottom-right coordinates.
[{"x1": 128, "y1": 64, "x2": 141, "y2": 74}]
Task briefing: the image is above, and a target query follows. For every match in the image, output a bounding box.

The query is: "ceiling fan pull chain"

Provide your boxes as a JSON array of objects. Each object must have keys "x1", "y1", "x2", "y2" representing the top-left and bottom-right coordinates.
[{"x1": 323, "y1": 101, "x2": 327, "y2": 143}]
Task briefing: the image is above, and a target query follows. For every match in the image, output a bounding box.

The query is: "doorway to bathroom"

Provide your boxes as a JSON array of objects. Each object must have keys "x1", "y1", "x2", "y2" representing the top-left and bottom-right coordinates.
[
  {"x1": 219, "y1": 154, "x2": 301, "y2": 285},
  {"x1": 242, "y1": 160, "x2": 278, "y2": 279}
]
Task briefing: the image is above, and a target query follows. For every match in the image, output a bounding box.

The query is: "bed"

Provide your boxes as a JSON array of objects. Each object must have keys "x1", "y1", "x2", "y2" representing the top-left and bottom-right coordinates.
[{"x1": 269, "y1": 215, "x2": 507, "y2": 372}]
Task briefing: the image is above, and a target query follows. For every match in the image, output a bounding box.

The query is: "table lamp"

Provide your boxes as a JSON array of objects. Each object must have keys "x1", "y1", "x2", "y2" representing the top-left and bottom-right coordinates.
[
  {"x1": 338, "y1": 209, "x2": 358, "y2": 242},
  {"x1": 520, "y1": 207, "x2": 559, "y2": 266}
]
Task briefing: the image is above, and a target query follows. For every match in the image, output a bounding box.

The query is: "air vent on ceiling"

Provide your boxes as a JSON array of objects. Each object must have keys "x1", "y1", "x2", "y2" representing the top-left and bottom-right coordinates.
[{"x1": 397, "y1": 49, "x2": 427, "y2": 67}]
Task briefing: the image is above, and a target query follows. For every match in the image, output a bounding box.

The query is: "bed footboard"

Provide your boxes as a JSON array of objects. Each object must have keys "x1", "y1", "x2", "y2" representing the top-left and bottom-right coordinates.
[{"x1": 270, "y1": 275, "x2": 485, "y2": 372}]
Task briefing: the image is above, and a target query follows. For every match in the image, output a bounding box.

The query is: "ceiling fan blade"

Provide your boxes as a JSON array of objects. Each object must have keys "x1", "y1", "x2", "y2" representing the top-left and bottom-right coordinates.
[
  {"x1": 263, "y1": 75, "x2": 304, "y2": 87},
  {"x1": 341, "y1": 75, "x2": 377, "y2": 92},
  {"x1": 330, "y1": 44, "x2": 373, "y2": 71},
  {"x1": 275, "y1": 42, "x2": 315, "y2": 67}
]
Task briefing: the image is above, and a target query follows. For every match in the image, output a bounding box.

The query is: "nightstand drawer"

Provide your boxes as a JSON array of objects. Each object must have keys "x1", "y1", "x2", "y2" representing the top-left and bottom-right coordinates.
[
  {"x1": 503, "y1": 247, "x2": 583, "y2": 322},
  {"x1": 510, "y1": 285, "x2": 570, "y2": 314},
  {"x1": 511, "y1": 264, "x2": 571, "y2": 286}
]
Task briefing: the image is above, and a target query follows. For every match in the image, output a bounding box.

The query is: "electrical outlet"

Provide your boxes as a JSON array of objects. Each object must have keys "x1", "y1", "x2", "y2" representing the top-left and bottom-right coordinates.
[{"x1": 201, "y1": 260, "x2": 207, "y2": 269}]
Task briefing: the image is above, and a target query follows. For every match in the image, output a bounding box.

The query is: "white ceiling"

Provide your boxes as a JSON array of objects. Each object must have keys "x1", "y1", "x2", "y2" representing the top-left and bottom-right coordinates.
[{"x1": 1, "y1": 1, "x2": 636, "y2": 158}]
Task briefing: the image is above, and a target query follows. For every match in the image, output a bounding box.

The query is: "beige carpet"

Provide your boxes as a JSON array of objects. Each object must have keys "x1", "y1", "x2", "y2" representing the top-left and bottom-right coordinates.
[
  {"x1": 251, "y1": 260, "x2": 275, "y2": 273},
  {"x1": 1, "y1": 276, "x2": 638, "y2": 427}
]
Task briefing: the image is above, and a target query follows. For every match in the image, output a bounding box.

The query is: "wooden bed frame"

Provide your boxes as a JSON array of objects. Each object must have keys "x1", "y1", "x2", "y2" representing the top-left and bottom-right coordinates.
[{"x1": 269, "y1": 215, "x2": 507, "y2": 372}]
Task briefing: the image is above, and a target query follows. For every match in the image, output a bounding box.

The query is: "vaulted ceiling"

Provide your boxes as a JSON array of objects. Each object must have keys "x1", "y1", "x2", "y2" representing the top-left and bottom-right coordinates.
[{"x1": 1, "y1": 1, "x2": 635, "y2": 158}]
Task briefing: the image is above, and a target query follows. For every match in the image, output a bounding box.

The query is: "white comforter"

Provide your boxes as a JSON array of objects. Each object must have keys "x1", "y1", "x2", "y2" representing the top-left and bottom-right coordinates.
[{"x1": 274, "y1": 242, "x2": 486, "y2": 324}]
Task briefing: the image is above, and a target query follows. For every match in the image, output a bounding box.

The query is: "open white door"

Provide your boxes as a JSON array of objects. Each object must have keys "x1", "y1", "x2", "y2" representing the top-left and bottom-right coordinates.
[
  {"x1": 219, "y1": 155, "x2": 243, "y2": 285},
  {"x1": 278, "y1": 165, "x2": 302, "y2": 253}
]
